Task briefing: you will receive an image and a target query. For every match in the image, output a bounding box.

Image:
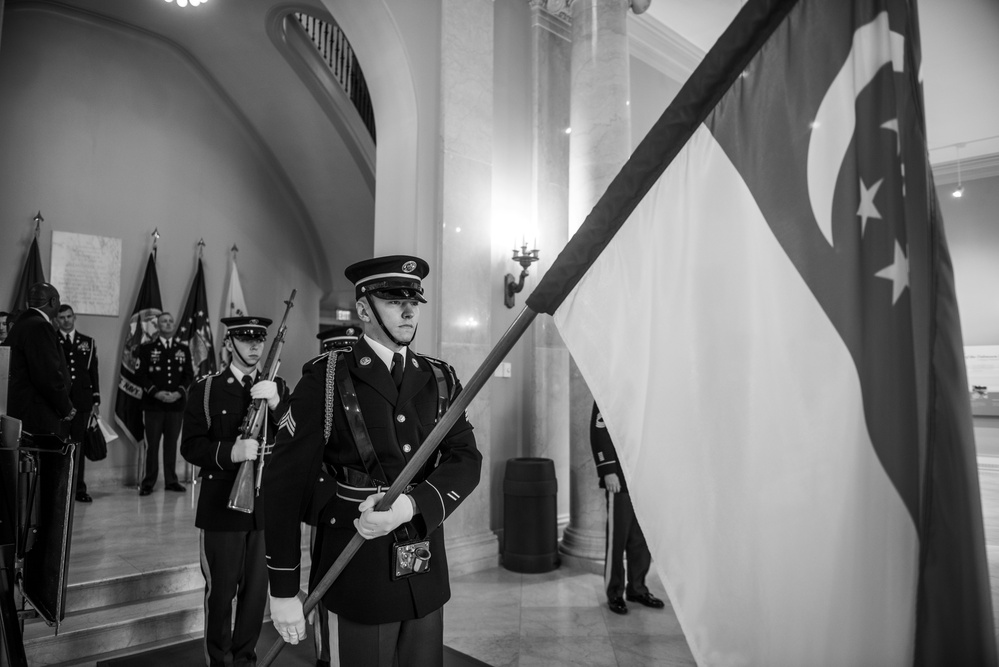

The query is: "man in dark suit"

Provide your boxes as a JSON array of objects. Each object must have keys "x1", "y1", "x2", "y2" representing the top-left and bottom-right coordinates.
[
  {"x1": 2, "y1": 283, "x2": 75, "y2": 437},
  {"x1": 181, "y1": 316, "x2": 288, "y2": 667},
  {"x1": 590, "y1": 402, "x2": 665, "y2": 615},
  {"x1": 264, "y1": 255, "x2": 482, "y2": 666},
  {"x1": 136, "y1": 311, "x2": 194, "y2": 495},
  {"x1": 56, "y1": 304, "x2": 101, "y2": 503}
]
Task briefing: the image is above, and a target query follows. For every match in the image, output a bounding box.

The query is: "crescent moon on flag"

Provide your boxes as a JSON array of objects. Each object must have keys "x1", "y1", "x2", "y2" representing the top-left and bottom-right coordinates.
[{"x1": 807, "y1": 12, "x2": 905, "y2": 247}]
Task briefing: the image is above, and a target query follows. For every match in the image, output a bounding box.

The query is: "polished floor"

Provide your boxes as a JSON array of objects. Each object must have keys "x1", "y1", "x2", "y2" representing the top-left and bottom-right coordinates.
[{"x1": 57, "y1": 468, "x2": 999, "y2": 666}]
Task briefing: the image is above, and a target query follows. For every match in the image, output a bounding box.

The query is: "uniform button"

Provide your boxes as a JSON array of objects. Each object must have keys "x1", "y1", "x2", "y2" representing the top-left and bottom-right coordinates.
[
  {"x1": 402, "y1": 444, "x2": 412, "y2": 453},
  {"x1": 222, "y1": 410, "x2": 227, "y2": 415},
  {"x1": 329, "y1": 518, "x2": 337, "y2": 525},
  {"x1": 319, "y1": 477, "x2": 325, "y2": 483},
  {"x1": 396, "y1": 415, "x2": 406, "y2": 423}
]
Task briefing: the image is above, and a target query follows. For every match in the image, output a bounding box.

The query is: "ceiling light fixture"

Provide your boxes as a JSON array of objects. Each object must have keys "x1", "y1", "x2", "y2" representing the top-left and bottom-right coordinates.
[
  {"x1": 952, "y1": 143, "x2": 965, "y2": 198},
  {"x1": 165, "y1": 0, "x2": 208, "y2": 8}
]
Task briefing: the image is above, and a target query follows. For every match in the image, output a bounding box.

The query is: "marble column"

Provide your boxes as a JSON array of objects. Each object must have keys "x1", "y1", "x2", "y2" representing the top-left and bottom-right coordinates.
[
  {"x1": 525, "y1": 0, "x2": 573, "y2": 529},
  {"x1": 438, "y1": 0, "x2": 500, "y2": 574},
  {"x1": 558, "y1": 0, "x2": 633, "y2": 571}
]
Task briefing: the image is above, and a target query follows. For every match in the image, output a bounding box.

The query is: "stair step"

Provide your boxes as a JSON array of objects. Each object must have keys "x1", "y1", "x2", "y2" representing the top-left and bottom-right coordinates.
[
  {"x1": 23, "y1": 590, "x2": 204, "y2": 666},
  {"x1": 64, "y1": 563, "x2": 204, "y2": 614}
]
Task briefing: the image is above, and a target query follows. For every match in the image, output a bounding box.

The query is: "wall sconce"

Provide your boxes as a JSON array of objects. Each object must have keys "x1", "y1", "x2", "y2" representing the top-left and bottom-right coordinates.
[
  {"x1": 952, "y1": 143, "x2": 965, "y2": 198},
  {"x1": 504, "y1": 241, "x2": 540, "y2": 308}
]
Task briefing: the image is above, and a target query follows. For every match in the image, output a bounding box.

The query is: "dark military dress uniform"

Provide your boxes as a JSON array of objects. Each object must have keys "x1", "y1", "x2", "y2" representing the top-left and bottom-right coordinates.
[
  {"x1": 590, "y1": 402, "x2": 656, "y2": 610},
  {"x1": 181, "y1": 365, "x2": 288, "y2": 667},
  {"x1": 136, "y1": 336, "x2": 194, "y2": 491},
  {"x1": 263, "y1": 335, "x2": 481, "y2": 662},
  {"x1": 60, "y1": 330, "x2": 100, "y2": 498}
]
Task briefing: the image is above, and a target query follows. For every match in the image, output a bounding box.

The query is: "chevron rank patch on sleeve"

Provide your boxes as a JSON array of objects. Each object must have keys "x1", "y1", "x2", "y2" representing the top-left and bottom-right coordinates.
[{"x1": 278, "y1": 408, "x2": 296, "y2": 437}]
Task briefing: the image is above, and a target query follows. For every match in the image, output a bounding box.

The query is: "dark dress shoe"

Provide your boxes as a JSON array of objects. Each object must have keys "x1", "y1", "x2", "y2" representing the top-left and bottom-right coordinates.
[
  {"x1": 165, "y1": 483, "x2": 186, "y2": 492},
  {"x1": 607, "y1": 598, "x2": 628, "y2": 615},
  {"x1": 139, "y1": 487, "x2": 153, "y2": 496},
  {"x1": 75, "y1": 492, "x2": 93, "y2": 503},
  {"x1": 626, "y1": 592, "x2": 666, "y2": 609}
]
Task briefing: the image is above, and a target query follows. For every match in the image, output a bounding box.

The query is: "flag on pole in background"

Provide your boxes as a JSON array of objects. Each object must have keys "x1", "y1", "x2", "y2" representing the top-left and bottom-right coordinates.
[
  {"x1": 528, "y1": 0, "x2": 995, "y2": 664},
  {"x1": 177, "y1": 258, "x2": 217, "y2": 380},
  {"x1": 10, "y1": 234, "x2": 46, "y2": 319},
  {"x1": 219, "y1": 252, "x2": 247, "y2": 367},
  {"x1": 114, "y1": 253, "x2": 162, "y2": 446}
]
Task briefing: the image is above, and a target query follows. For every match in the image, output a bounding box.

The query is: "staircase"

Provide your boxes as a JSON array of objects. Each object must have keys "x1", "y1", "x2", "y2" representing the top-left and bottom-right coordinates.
[
  {"x1": 21, "y1": 562, "x2": 205, "y2": 666},
  {"x1": 19, "y1": 534, "x2": 312, "y2": 666}
]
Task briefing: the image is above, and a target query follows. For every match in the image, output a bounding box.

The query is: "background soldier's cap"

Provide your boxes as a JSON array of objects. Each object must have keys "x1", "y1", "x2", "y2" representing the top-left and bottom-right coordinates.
[
  {"x1": 317, "y1": 323, "x2": 361, "y2": 351},
  {"x1": 345, "y1": 255, "x2": 429, "y2": 303},
  {"x1": 221, "y1": 316, "x2": 272, "y2": 340}
]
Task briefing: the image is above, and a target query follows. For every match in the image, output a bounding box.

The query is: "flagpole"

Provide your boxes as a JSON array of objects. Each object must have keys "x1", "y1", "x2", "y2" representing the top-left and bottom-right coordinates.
[{"x1": 259, "y1": 305, "x2": 539, "y2": 667}]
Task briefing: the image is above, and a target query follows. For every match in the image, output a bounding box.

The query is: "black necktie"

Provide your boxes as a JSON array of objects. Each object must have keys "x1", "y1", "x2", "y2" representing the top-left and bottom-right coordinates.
[
  {"x1": 391, "y1": 353, "x2": 404, "y2": 388},
  {"x1": 242, "y1": 374, "x2": 254, "y2": 393}
]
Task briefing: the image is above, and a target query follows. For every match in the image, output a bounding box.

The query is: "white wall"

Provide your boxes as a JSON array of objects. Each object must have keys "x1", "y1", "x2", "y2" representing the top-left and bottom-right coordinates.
[{"x1": 0, "y1": 7, "x2": 323, "y2": 486}]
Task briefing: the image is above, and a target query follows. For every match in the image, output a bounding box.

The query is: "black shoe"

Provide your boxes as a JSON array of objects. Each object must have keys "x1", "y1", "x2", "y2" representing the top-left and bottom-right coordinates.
[
  {"x1": 626, "y1": 592, "x2": 665, "y2": 609},
  {"x1": 607, "y1": 597, "x2": 628, "y2": 615},
  {"x1": 165, "y1": 483, "x2": 186, "y2": 492},
  {"x1": 75, "y1": 492, "x2": 93, "y2": 503},
  {"x1": 139, "y1": 487, "x2": 153, "y2": 496}
]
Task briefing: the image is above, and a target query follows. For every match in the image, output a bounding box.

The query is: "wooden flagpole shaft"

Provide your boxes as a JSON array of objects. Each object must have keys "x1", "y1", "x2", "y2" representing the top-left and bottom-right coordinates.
[{"x1": 259, "y1": 305, "x2": 539, "y2": 667}]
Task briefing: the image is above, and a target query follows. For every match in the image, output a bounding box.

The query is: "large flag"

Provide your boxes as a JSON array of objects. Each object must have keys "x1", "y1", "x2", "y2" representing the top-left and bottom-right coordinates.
[
  {"x1": 177, "y1": 258, "x2": 217, "y2": 379},
  {"x1": 114, "y1": 253, "x2": 162, "y2": 445},
  {"x1": 528, "y1": 0, "x2": 995, "y2": 664},
  {"x1": 10, "y1": 235, "x2": 46, "y2": 318},
  {"x1": 219, "y1": 253, "x2": 248, "y2": 367}
]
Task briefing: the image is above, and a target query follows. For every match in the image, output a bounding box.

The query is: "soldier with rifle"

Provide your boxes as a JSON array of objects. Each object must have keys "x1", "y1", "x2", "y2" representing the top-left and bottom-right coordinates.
[
  {"x1": 181, "y1": 313, "x2": 290, "y2": 667},
  {"x1": 264, "y1": 256, "x2": 481, "y2": 666}
]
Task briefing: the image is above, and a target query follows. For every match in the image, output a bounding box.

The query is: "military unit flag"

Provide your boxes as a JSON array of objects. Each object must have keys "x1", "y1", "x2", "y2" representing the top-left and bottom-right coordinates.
[
  {"x1": 114, "y1": 252, "x2": 162, "y2": 446},
  {"x1": 528, "y1": 0, "x2": 995, "y2": 664},
  {"x1": 177, "y1": 258, "x2": 217, "y2": 380},
  {"x1": 10, "y1": 234, "x2": 45, "y2": 319}
]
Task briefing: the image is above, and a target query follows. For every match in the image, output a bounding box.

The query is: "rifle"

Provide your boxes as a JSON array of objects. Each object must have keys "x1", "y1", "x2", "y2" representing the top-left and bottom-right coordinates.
[{"x1": 227, "y1": 290, "x2": 296, "y2": 513}]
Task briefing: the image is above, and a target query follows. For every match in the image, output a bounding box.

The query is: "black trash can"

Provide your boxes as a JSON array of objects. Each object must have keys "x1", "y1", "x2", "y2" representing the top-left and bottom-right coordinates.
[{"x1": 502, "y1": 457, "x2": 559, "y2": 573}]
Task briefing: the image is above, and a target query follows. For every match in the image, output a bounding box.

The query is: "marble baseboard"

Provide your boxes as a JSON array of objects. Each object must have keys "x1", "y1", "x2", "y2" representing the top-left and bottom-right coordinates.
[{"x1": 447, "y1": 530, "x2": 500, "y2": 576}]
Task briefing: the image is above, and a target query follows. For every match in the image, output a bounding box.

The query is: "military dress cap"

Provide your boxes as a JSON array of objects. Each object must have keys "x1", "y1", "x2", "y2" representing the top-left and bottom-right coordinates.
[
  {"x1": 317, "y1": 323, "x2": 361, "y2": 351},
  {"x1": 221, "y1": 316, "x2": 272, "y2": 340},
  {"x1": 345, "y1": 255, "x2": 429, "y2": 303}
]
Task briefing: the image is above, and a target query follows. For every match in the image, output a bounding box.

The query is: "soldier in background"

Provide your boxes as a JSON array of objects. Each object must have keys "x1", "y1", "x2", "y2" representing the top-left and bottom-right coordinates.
[
  {"x1": 0, "y1": 311, "x2": 9, "y2": 344},
  {"x1": 56, "y1": 304, "x2": 101, "y2": 503},
  {"x1": 590, "y1": 402, "x2": 665, "y2": 615},
  {"x1": 136, "y1": 312, "x2": 193, "y2": 495},
  {"x1": 308, "y1": 323, "x2": 362, "y2": 667}
]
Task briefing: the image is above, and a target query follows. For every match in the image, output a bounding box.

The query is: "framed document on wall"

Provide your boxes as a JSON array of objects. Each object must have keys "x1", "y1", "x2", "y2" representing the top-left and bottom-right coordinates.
[
  {"x1": 964, "y1": 345, "x2": 999, "y2": 417},
  {"x1": 50, "y1": 231, "x2": 122, "y2": 316}
]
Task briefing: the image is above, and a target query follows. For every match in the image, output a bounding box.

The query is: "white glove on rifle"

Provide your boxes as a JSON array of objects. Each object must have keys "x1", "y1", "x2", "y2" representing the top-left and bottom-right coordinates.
[
  {"x1": 354, "y1": 492, "x2": 416, "y2": 540},
  {"x1": 250, "y1": 380, "x2": 280, "y2": 409},
  {"x1": 231, "y1": 437, "x2": 260, "y2": 463}
]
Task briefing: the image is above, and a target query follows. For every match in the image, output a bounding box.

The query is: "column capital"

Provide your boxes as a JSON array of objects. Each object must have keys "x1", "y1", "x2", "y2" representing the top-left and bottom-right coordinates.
[{"x1": 529, "y1": 0, "x2": 573, "y2": 23}]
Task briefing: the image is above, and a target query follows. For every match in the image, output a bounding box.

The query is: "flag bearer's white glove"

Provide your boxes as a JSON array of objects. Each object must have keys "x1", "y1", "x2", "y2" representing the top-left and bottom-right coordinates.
[
  {"x1": 270, "y1": 594, "x2": 307, "y2": 644},
  {"x1": 354, "y1": 492, "x2": 416, "y2": 539},
  {"x1": 231, "y1": 438, "x2": 260, "y2": 462}
]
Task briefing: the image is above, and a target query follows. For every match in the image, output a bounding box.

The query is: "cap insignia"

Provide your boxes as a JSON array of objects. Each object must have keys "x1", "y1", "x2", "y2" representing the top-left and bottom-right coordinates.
[
  {"x1": 346, "y1": 328, "x2": 356, "y2": 335},
  {"x1": 402, "y1": 261, "x2": 417, "y2": 273},
  {"x1": 359, "y1": 356, "x2": 372, "y2": 366}
]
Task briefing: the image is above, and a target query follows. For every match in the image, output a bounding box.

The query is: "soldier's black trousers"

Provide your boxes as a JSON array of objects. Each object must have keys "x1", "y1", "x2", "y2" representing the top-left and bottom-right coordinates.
[
  {"x1": 199, "y1": 528, "x2": 268, "y2": 667},
  {"x1": 337, "y1": 606, "x2": 443, "y2": 667},
  {"x1": 604, "y1": 490, "x2": 652, "y2": 600}
]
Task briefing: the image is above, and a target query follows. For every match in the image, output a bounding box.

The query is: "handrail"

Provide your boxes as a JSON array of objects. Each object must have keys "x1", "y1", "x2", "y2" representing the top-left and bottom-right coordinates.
[{"x1": 294, "y1": 12, "x2": 376, "y2": 143}]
